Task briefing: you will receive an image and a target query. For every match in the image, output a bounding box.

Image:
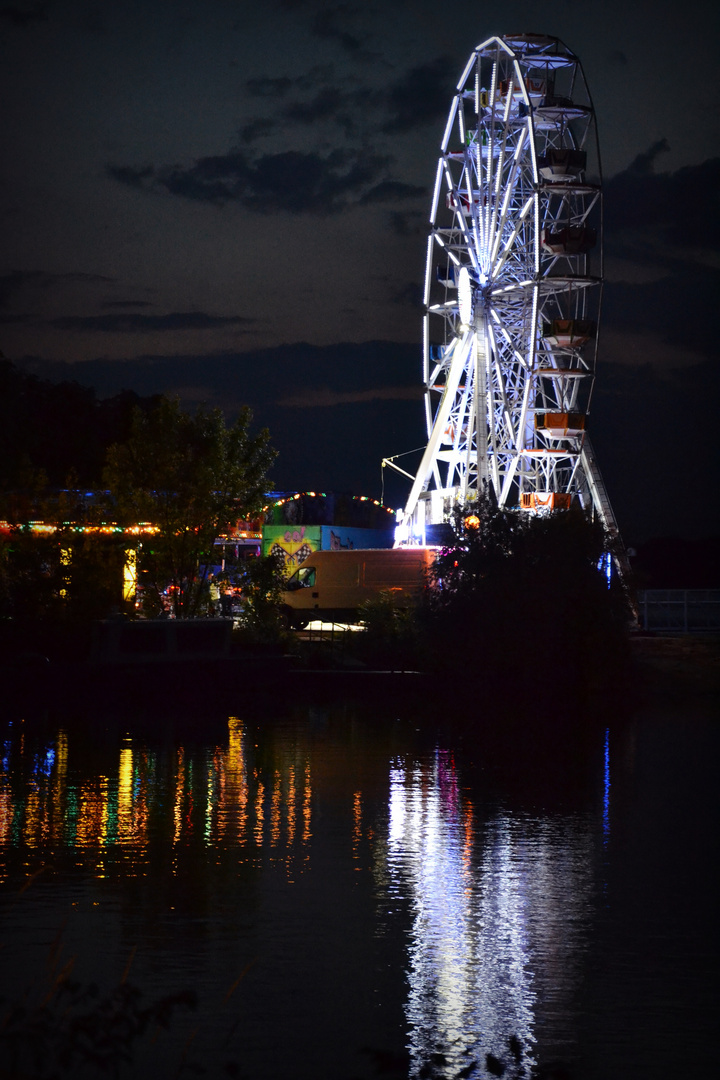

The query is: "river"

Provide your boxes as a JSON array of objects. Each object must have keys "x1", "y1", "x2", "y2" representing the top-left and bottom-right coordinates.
[{"x1": 0, "y1": 677, "x2": 716, "y2": 1078}]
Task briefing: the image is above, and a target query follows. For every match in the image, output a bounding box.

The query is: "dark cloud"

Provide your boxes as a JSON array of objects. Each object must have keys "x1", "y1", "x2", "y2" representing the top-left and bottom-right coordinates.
[
  {"x1": 389, "y1": 281, "x2": 423, "y2": 308},
  {"x1": 157, "y1": 152, "x2": 251, "y2": 203},
  {"x1": 285, "y1": 83, "x2": 375, "y2": 137},
  {"x1": 0, "y1": 3, "x2": 48, "y2": 26},
  {"x1": 626, "y1": 138, "x2": 671, "y2": 175},
  {"x1": 286, "y1": 86, "x2": 345, "y2": 124},
  {"x1": 359, "y1": 180, "x2": 426, "y2": 205},
  {"x1": 604, "y1": 265, "x2": 719, "y2": 356},
  {"x1": 244, "y1": 65, "x2": 336, "y2": 101},
  {"x1": 0, "y1": 270, "x2": 113, "y2": 307},
  {"x1": 238, "y1": 118, "x2": 277, "y2": 144},
  {"x1": 106, "y1": 164, "x2": 155, "y2": 189},
  {"x1": 388, "y1": 209, "x2": 426, "y2": 236},
  {"x1": 605, "y1": 154, "x2": 720, "y2": 253},
  {"x1": 245, "y1": 76, "x2": 294, "y2": 98},
  {"x1": 107, "y1": 146, "x2": 415, "y2": 215},
  {"x1": 242, "y1": 149, "x2": 387, "y2": 213},
  {"x1": 48, "y1": 312, "x2": 257, "y2": 333},
  {"x1": 311, "y1": 6, "x2": 363, "y2": 54},
  {"x1": 19, "y1": 342, "x2": 418, "y2": 407},
  {"x1": 241, "y1": 56, "x2": 452, "y2": 139},
  {"x1": 590, "y1": 358, "x2": 720, "y2": 541},
  {"x1": 101, "y1": 300, "x2": 153, "y2": 310},
  {"x1": 382, "y1": 57, "x2": 452, "y2": 133},
  {"x1": 602, "y1": 155, "x2": 720, "y2": 359}
]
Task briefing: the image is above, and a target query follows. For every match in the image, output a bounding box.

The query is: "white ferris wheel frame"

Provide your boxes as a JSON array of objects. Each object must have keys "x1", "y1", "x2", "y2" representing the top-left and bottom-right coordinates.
[{"x1": 398, "y1": 34, "x2": 620, "y2": 545}]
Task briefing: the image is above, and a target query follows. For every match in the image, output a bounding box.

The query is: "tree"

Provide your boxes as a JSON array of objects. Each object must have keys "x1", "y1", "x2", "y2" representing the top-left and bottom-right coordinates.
[
  {"x1": 103, "y1": 399, "x2": 276, "y2": 618},
  {"x1": 420, "y1": 496, "x2": 632, "y2": 703},
  {"x1": 234, "y1": 550, "x2": 289, "y2": 642}
]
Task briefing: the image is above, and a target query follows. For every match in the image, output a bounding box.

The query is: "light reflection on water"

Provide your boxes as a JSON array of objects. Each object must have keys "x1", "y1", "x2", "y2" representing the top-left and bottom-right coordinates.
[
  {"x1": 0, "y1": 702, "x2": 716, "y2": 1078},
  {"x1": 1, "y1": 717, "x2": 313, "y2": 882},
  {"x1": 386, "y1": 750, "x2": 594, "y2": 1077}
]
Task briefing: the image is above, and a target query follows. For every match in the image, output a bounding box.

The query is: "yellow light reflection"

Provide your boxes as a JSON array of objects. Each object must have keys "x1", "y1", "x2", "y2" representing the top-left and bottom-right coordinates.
[
  {"x1": 302, "y1": 762, "x2": 312, "y2": 846},
  {"x1": 118, "y1": 745, "x2": 134, "y2": 844},
  {"x1": 75, "y1": 777, "x2": 109, "y2": 848},
  {"x1": 173, "y1": 747, "x2": 185, "y2": 846},
  {"x1": 352, "y1": 791, "x2": 362, "y2": 863},
  {"x1": 52, "y1": 730, "x2": 68, "y2": 844},
  {"x1": 270, "y1": 770, "x2": 281, "y2": 846},
  {"x1": 286, "y1": 765, "x2": 296, "y2": 848},
  {"x1": 0, "y1": 777, "x2": 11, "y2": 851},
  {"x1": 254, "y1": 779, "x2": 265, "y2": 846}
]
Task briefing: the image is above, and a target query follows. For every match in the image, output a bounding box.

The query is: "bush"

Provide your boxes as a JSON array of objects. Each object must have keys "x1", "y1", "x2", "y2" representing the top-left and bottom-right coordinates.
[
  {"x1": 418, "y1": 497, "x2": 633, "y2": 706},
  {"x1": 356, "y1": 590, "x2": 424, "y2": 670}
]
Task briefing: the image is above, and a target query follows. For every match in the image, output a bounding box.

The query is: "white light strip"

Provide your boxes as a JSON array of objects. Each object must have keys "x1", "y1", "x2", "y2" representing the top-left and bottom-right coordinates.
[
  {"x1": 513, "y1": 59, "x2": 530, "y2": 108},
  {"x1": 430, "y1": 158, "x2": 444, "y2": 223},
  {"x1": 528, "y1": 284, "x2": 539, "y2": 371},
  {"x1": 457, "y1": 51, "x2": 477, "y2": 90},
  {"x1": 423, "y1": 234, "x2": 434, "y2": 306},
  {"x1": 458, "y1": 105, "x2": 466, "y2": 147},
  {"x1": 441, "y1": 96, "x2": 460, "y2": 152},
  {"x1": 486, "y1": 60, "x2": 498, "y2": 196}
]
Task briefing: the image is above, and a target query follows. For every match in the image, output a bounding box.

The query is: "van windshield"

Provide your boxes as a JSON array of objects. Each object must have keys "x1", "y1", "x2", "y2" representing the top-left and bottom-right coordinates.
[{"x1": 285, "y1": 566, "x2": 316, "y2": 590}]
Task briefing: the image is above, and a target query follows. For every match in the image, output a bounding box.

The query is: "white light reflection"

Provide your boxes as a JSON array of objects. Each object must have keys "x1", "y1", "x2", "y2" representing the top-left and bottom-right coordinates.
[{"x1": 387, "y1": 752, "x2": 594, "y2": 1078}]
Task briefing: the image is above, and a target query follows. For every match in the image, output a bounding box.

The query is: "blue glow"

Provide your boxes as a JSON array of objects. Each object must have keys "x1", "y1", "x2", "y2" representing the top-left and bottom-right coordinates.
[
  {"x1": 603, "y1": 728, "x2": 610, "y2": 843},
  {"x1": 31, "y1": 747, "x2": 55, "y2": 777},
  {"x1": 597, "y1": 552, "x2": 613, "y2": 588}
]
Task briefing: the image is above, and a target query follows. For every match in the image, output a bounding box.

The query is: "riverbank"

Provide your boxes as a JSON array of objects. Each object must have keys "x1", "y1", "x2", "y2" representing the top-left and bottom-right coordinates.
[
  {"x1": 3, "y1": 619, "x2": 718, "y2": 715},
  {"x1": 628, "y1": 633, "x2": 720, "y2": 702}
]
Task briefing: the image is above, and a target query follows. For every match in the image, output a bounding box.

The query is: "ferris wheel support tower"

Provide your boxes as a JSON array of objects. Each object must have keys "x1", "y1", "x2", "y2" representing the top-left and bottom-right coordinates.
[{"x1": 395, "y1": 34, "x2": 623, "y2": 553}]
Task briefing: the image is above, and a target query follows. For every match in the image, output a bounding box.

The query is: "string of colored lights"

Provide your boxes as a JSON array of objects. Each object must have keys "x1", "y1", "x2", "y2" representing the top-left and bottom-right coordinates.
[{"x1": 262, "y1": 492, "x2": 394, "y2": 514}]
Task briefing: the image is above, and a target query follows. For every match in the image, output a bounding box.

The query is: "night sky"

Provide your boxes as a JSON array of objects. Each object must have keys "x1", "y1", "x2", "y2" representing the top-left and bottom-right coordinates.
[{"x1": 1, "y1": 0, "x2": 719, "y2": 543}]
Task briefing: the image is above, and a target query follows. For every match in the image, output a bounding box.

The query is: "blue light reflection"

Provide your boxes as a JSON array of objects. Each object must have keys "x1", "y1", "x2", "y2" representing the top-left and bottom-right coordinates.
[{"x1": 603, "y1": 727, "x2": 611, "y2": 843}]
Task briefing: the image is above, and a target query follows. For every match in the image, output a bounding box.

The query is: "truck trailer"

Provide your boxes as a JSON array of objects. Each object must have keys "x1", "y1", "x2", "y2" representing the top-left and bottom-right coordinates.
[{"x1": 279, "y1": 547, "x2": 435, "y2": 628}]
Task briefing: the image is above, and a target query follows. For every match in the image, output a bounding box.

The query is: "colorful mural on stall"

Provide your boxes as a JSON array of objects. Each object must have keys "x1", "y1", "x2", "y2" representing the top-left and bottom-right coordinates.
[
  {"x1": 262, "y1": 525, "x2": 322, "y2": 572},
  {"x1": 263, "y1": 524, "x2": 395, "y2": 574},
  {"x1": 262, "y1": 526, "x2": 393, "y2": 572}
]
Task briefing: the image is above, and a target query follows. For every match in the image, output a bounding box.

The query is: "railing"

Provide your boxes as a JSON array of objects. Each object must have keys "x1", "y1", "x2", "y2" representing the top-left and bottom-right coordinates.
[{"x1": 637, "y1": 590, "x2": 720, "y2": 634}]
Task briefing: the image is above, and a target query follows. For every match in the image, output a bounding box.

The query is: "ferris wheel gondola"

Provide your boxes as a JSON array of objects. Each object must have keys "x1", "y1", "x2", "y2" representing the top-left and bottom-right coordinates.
[{"x1": 397, "y1": 34, "x2": 620, "y2": 545}]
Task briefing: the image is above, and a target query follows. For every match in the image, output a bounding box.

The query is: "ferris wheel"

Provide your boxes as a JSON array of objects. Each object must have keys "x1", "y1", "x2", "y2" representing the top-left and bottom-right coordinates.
[{"x1": 396, "y1": 34, "x2": 620, "y2": 545}]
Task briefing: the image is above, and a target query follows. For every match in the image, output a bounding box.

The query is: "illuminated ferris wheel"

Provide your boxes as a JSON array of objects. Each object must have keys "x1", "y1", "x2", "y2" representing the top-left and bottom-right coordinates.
[{"x1": 397, "y1": 34, "x2": 619, "y2": 544}]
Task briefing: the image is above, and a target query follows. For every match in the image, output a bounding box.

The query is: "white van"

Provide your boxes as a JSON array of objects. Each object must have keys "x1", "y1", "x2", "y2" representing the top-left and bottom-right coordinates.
[{"x1": 279, "y1": 548, "x2": 435, "y2": 628}]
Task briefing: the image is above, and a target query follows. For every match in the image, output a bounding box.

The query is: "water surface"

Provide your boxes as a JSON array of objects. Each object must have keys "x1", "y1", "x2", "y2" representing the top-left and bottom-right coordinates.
[{"x1": 0, "y1": 690, "x2": 716, "y2": 1078}]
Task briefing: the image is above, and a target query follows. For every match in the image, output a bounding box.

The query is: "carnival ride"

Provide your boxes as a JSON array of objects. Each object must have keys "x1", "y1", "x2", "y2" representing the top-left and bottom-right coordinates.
[{"x1": 391, "y1": 34, "x2": 621, "y2": 548}]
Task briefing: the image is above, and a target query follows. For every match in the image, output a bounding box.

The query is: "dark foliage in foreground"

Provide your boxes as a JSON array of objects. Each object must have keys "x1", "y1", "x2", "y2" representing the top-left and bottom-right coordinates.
[
  {"x1": 360, "y1": 498, "x2": 633, "y2": 704},
  {"x1": 422, "y1": 498, "x2": 632, "y2": 698},
  {"x1": 0, "y1": 975, "x2": 196, "y2": 1079}
]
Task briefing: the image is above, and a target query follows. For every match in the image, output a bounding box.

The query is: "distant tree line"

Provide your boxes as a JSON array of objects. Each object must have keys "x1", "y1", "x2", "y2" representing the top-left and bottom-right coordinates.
[{"x1": 0, "y1": 355, "x2": 162, "y2": 488}]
